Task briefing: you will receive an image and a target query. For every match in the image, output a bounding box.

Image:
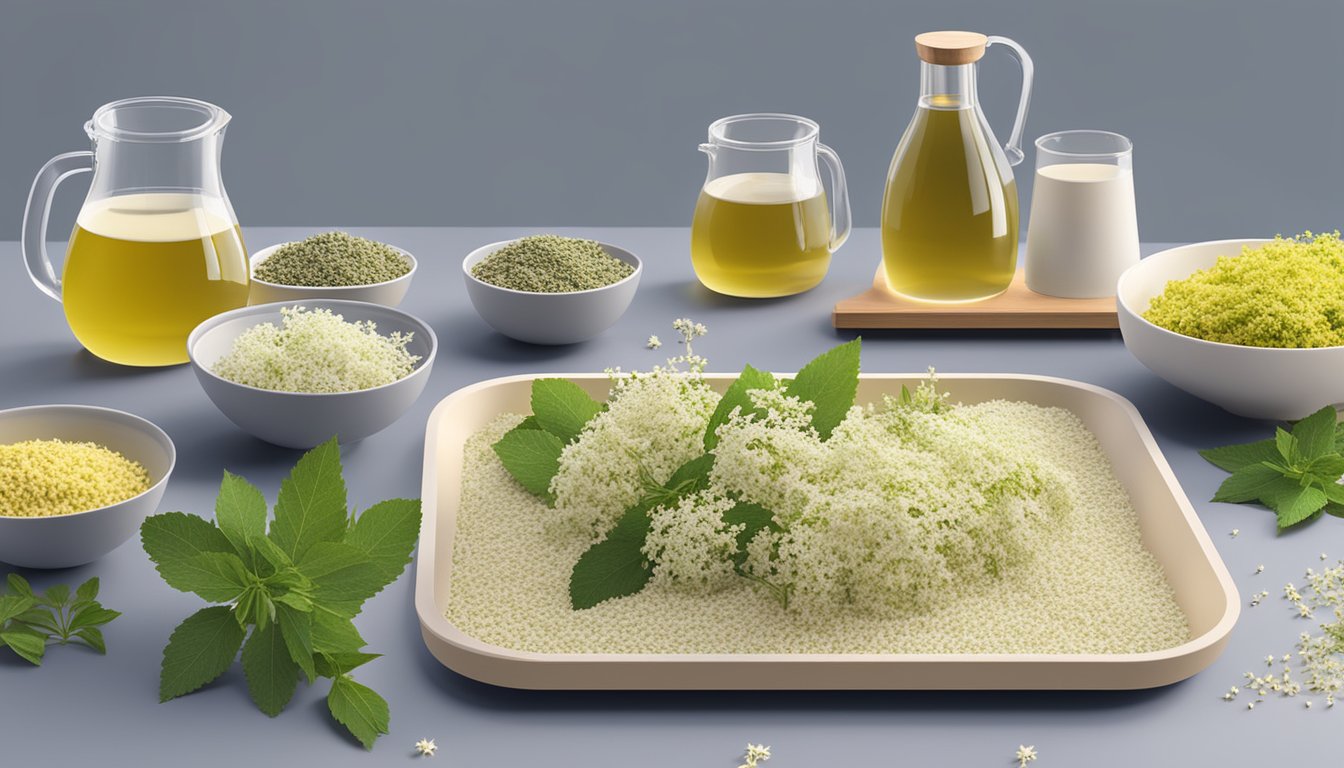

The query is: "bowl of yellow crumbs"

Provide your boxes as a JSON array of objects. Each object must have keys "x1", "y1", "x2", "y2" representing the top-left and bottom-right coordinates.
[
  {"x1": 1117, "y1": 234, "x2": 1344, "y2": 419},
  {"x1": 0, "y1": 404, "x2": 175, "y2": 568}
]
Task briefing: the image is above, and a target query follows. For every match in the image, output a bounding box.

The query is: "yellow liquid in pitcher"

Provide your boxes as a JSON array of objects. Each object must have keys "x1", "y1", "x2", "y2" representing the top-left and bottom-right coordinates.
[
  {"x1": 881, "y1": 103, "x2": 1019, "y2": 302},
  {"x1": 63, "y1": 193, "x2": 249, "y2": 366},
  {"x1": 691, "y1": 172, "x2": 832, "y2": 298}
]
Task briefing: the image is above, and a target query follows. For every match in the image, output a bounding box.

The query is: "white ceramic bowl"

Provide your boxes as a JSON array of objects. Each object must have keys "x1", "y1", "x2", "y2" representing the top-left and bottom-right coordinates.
[
  {"x1": 462, "y1": 239, "x2": 641, "y2": 345},
  {"x1": 188, "y1": 299, "x2": 437, "y2": 449},
  {"x1": 0, "y1": 405, "x2": 175, "y2": 569},
  {"x1": 248, "y1": 241, "x2": 416, "y2": 307},
  {"x1": 1117, "y1": 238, "x2": 1344, "y2": 420}
]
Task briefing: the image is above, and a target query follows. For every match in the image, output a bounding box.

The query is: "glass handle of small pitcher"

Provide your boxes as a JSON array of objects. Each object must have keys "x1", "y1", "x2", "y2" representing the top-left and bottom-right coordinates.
[
  {"x1": 22, "y1": 151, "x2": 94, "y2": 302},
  {"x1": 817, "y1": 143, "x2": 851, "y2": 252},
  {"x1": 985, "y1": 36, "x2": 1034, "y2": 167}
]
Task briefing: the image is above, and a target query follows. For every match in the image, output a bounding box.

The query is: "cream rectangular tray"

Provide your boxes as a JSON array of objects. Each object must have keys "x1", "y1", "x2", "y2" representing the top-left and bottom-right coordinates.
[{"x1": 415, "y1": 373, "x2": 1239, "y2": 690}]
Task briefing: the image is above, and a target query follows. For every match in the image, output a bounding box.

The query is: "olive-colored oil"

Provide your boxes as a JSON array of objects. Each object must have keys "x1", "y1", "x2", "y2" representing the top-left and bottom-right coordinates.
[
  {"x1": 881, "y1": 104, "x2": 1018, "y2": 303},
  {"x1": 63, "y1": 193, "x2": 249, "y2": 366},
  {"x1": 691, "y1": 172, "x2": 832, "y2": 298}
]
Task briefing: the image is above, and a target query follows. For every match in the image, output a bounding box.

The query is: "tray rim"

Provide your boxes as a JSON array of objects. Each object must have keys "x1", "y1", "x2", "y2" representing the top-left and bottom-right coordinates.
[{"x1": 414, "y1": 372, "x2": 1239, "y2": 684}]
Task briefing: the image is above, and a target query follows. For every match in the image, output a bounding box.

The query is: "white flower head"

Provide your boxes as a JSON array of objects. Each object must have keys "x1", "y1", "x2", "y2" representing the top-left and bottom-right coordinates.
[
  {"x1": 1015, "y1": 744, "x2": 1038, "y2": 767},
  {"x1": 739, "y1": 743, "x2": 772, "y2": 768},
  {"x1": 414, "y1": 738, "x2": 437, "y2": 757},
  {"x1": 647, "y1": 335, "x2": 662, "y2": 350}
]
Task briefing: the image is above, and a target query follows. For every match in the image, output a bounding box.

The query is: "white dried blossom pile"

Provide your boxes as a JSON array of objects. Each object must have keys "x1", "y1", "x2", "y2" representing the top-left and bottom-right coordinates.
[{"x1": 211, "y1": 306, "x2": 420, "y2": 393}]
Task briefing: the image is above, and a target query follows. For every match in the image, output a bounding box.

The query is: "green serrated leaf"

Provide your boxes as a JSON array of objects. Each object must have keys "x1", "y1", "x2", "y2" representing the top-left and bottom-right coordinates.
[
  {"x1": 67, "y1": 604, "x2": 122, "y2": 633},
  {"x1": 1275, "y1": 428, "x2": 1299, "y2": 464},
  {"x1": 297, "y1": 542, "x2": 384, "y2": 608},
  {"x1": 663, "y1": 454, "x2": 715, "y2": 496},
  {"x1": 327, "y1": 675, "x2": 390, "y2": 750},
  {"x1": 312, "y1": 609, "x2": 366, "y2": 654},
  {"x1": 0, "y1": 626, "x2": 47, "y2": 665},
  {"x1": 314, "y1": 651, "x2": 380, "y2": 678},
  {"x1": 216, "y1": 471, "x2": 269, "y2": 564},
  {"x1": 1212, "y1": 464, "x2": 1296, "y2": 504},
  {"x1": 241, "y1": 621, "x2": 299, "y2": 716},
  {"x1": 269, "y1": 438, "x2": 350, "y2": 563},
  {"x1": 141, "y1": 511, "x2": 235, "y2": 581},
  {"x1": 154, "y1": 550, "x2": 253, "y2": 603},
  {"x1": 784, "y1": 339, "x2": 861, "y2": 441},
  {"x1": 73, "y1": 627, "x2": 106, "y2": 654},
  {"x1": 531, "y1": 379, "x2": 604, "y2": 444},
  {"x1": 492, "y1": 428, "x2": 565, "y2": 502},
  {"x1": 276, "y1": 602, "x2": 316, "y2": 683},
  {"x1": 74, "y1": 577, "x2": 100, "y2": 604},
  {"x1": 1200, "y1": 439, "x2": 1280, "y2": 473},
  {"x1": 159, "y1": 606, "x2": 246, "y2": 702},
  {"x1": 251, "y1": 534, "x2": 294, "y2": 571},
  {"x1": 13, "y1": 606, "x2": 59, "y2": 634},
  {"x1": 1305, "y1": 454, "x2": 1344, "y2": 484},
  {"x1": 1292, "y1": 406, "x2": 1339, "y2": 461},
  {"x1": 273, "y1": 589, "x2": 313, "y2": 613},
  {"x1": 0, "y1": 594, "x2": 35, "y2": 624},
  {"x1": 705, "y1": 364, "x2": 776, "y2": 450},
  {"x1": 570, "y1": 501, "x2": 655, "y2": 610},
  {"x1": 1327, "y1": 502, "x2": 1344, "y2": 518},
  {"x1": 40, "y1": 584, "x2": 69, "y2": 608},
  {"x1": 1264, "y1": 484, "x2": 1329, "y2": 529},
  {"x1": 6, "y1": 573, "x2": 34, "y2": 600},
  {"x1": 343, "y1": 498, "x2": 422, "y2": 588},
  {"x1": 1323, "y1": 482, "x2": 1344, "y2": 506}
]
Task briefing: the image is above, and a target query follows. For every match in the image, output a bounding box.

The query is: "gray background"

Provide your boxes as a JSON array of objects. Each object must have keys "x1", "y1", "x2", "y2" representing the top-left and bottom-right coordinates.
[
  {"x1": 1, "y1": 227, "x2": 1341, "y2": 766},
  {"x1": 3, "y1": 0, "x2": 1344, "y2": 242}
]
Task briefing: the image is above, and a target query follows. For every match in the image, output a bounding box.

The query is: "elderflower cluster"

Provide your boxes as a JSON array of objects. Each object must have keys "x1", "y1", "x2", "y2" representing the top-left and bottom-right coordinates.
[{"x1": 644, "y1": 491, "x2": 743, "y2": 594}]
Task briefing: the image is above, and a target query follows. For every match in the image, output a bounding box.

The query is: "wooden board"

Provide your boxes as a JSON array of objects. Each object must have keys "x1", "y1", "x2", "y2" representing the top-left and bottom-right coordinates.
[{"x1": 833, "y1": 267, "x2": 1119, "y2": 330}]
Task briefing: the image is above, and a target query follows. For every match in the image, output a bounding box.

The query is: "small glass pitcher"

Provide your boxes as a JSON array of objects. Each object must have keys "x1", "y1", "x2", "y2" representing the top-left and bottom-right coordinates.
[
  {"x1": 22, "y1": 96, "x2": 249, "y2": 367},
  {"x1": 691, "y1": 113, "x2": 851, "y2": 298}
]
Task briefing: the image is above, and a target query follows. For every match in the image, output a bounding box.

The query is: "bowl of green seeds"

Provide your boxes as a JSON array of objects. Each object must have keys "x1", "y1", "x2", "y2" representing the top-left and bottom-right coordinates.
[
  {"x1": 249, "y1": 231, "x2": 417, "y2": 307},
  {"x1": 463, "y1": 235, "x2": 641, "y2": 345}
]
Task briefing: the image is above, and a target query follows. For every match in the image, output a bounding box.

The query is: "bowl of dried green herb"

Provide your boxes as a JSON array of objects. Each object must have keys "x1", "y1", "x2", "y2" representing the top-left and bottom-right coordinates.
[
  {"x1": 462, "y1": 235, "x2": 641, "y2": 345},
  {"x1": 248, "y1": 231, "x2": 416, "y2": 307}
]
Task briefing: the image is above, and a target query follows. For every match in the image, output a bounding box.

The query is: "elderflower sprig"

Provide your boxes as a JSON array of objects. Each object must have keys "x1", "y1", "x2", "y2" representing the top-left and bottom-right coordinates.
[{"x1": 738, "y1": 743, "x2": 771, "y2": 768}]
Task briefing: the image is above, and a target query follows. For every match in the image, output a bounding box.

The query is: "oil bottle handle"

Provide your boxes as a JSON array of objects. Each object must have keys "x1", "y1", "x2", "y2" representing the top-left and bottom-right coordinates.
[
  {"x1": 817, "y1": 143, "x2": 851, "y2": 252},
  {"x1": 986, "y1": 36, "x2": 1034, "y2": 166},
  {"x1": 22, "y1": 151, "x2": 93, "y2": 302}
]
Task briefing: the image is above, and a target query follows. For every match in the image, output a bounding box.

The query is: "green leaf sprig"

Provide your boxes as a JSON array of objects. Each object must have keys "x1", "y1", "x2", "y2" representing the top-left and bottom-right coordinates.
[
  {"x1": 141, "y1": 437, "x2": 421, "y2": 750},
  {"x1": 492, "y1": 335, "x2": 862, "y2": 611},
  {"x1": 0, "y1": 574, "x2": 121, "y2": 665},
  {"x1": 1202, "y1": 405, "x2": 1344, "y2": 530}
]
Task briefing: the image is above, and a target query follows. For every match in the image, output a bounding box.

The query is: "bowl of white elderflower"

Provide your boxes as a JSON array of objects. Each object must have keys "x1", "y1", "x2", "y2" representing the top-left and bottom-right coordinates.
[{"x1": 187, "y1": 300, "x2": 437, "y2": 448}]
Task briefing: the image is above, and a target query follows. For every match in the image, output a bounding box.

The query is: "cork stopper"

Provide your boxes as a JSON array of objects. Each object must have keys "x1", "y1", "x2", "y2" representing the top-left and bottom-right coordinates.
[{"x1": 915, "y1": 31, "x2": 988, "y2": 65}]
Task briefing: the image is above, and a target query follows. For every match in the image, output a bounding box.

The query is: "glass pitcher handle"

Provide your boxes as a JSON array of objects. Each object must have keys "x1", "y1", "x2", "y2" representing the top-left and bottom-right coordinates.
[
  {"x1": 22, "y1": 151, "x2": 93, "y2": 302},
  {"x1": 817, "y1": 143, "x2": 851, "y2": 252},
  {"x1": 985, "y1": 36, "x2": 1034, "y2": 167}
]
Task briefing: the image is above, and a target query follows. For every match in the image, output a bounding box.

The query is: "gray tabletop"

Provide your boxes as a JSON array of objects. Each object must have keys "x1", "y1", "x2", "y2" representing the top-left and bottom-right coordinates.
[{"x1": 1, "y1": 228, "x2": 1338, "y2": 766}]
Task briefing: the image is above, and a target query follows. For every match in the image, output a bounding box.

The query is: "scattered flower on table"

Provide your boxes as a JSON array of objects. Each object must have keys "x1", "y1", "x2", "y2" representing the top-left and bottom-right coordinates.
[
  {"x1": 414, "y1": 738, "x2": 437, "y2": 757},
  {"x1": 1230, "y1": 528, "x2": 1240, "y2": 537},
  {"x1": 647, "y1": 335, "x2": 662, "y2": 350},
  {"x1": 1015, "y1": 744, "x2": 1038, "y2": 767},
  {"x1": 738, "y1": 743, "x2": 771, "y2": 768},
  {"x1": 1256, "y1": 564, "x2": 1264, "y2": 574}
]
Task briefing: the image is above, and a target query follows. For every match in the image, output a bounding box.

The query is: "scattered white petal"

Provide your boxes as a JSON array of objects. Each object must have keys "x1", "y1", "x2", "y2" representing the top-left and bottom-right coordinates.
[
  {"x1": 1256, "y1": 565, "x2": 1265, "y2": 574},
  {"x1": 647, "y1": 335, "x2": 662, "y2": 350},
  {"x1": 1015, "y1": 745, "x2": 1038, "y2": 767},
  {"x1": 1231, "y1": 528, "x2": 1240, "y2": 537},
  {"x1": 414, "y1": 738, "x2": 437, "y2": 757}
]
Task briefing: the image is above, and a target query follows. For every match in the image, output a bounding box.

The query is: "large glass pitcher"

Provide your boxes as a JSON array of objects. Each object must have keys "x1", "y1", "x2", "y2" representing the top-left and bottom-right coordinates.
[
  {"x1": 22, "y1": 97, "x2": 249, "y2": 367},
  {"x1": 880, "y1": 32, "x2": 1033, "y2": 302},
  {"x1": 691, "y1": 113, "x2": 851, "y2": 298}
]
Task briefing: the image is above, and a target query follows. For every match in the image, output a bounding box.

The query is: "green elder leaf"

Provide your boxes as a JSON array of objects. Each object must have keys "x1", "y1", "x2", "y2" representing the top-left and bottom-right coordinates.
[
  {"x1": 153, "y1": 550, "x2": 253, "y2": 604},
  {"x1": 328, "y1": 675, "x2": 390, "y2": 750},
  {"x1": 67, "y1": 604, "x2": 122, "y2": 633},
  {"x1": 663, "y1": 454, "x2": 714, "y2": 496},
  {"x1": 343, "y1": 498, "x2": 422, "y2": 588},
  {"x1": 570, "y1": 500, "x2": 655, "y2": 610},
  {"x1": 1275, "y1": 428, "x2": 1299, "y2": 464},
  {"x1": 722, "y1": 501, "x2": 777, "y2": 566},
  {"x1": 1212, "y1": 464, "x2": 1296, "y2": 504},
  {"x1": 312, "y1": 610, "x2": 366, "y2": 655},
  {"x1": 242, "y1": 621, "x2": 299, "y2": 717},
  {"x1": 0, "y1": 594, "x2": 34, "y2": 625},
  {"x1": 784, "y1": 338, "x2": 861, "y2": 441},
  {"x1": 159, "y1": 606, "x2": 247, "y2": 702},
  {"x1": 74, "y1": 627, "x2": 106, "y2": 655},
  {"x1": 492, "y1": 428, "x2": 565, "y2": 502},
  {"x1": 1322, "y1": 481, "x2": 1344, "y2": 506},
  {"x1": 215, "y1": 471, "x2": 269, "y2": 564},
  {"x1": 6, "y1": 573, "x2": 34, "y2": 600},
  {"x1": 1200, "y1": 438, "x2": 1280, "y2": 473},
  {"x1": 1264, "y1": 484, "x2": 1329, "y2": 530},
  {"x1": 0, "y1": 625, "x2": 47, "y2": 665},
  {"x1": 141, "y1": 511, "x2": 235, "y2": 583},
  {"x1": 1305, "y1": 454, "x2": 1344, "y2": 484},
  {"x1": 275, "y1": 601, "x2": 316, "y2": 683},
  {"x1": 269, "y1": 438, "x2": 350, "y2": 563},
  {"x1": 314, "y1": 651, "x2": 380, "y2": 678},
  {"x1": 39, "y1": 584, "x2": 69, "y2": 608},
  {"x1": 73, "y1": 577, "x2": 100, "y2": 604},
  {"x1": 704, "y1": 364, "x2": 776, "y2": 450},
  {"x1": 297, "y1": 542, "x2": 384, "y2": 609},
  {"x1": 1292, "y1": 406, "x2": 1339, "y2": 461},
  {"x1": 531, "y1": 378, "x2": 604, "y2": 444}
]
